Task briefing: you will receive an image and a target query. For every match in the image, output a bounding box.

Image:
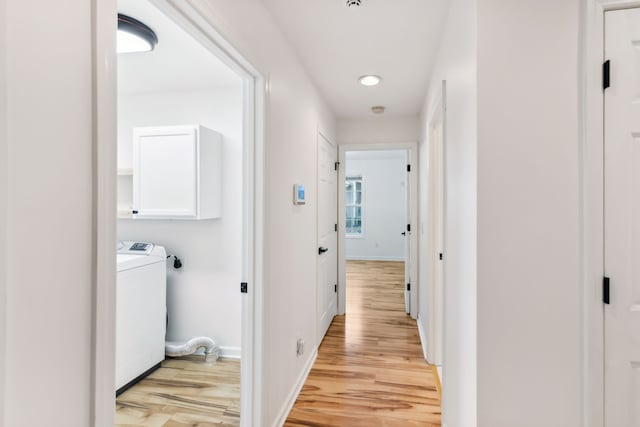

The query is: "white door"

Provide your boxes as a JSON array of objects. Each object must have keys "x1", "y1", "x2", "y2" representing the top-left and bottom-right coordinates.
[
  {"x1": 426, "y1": 99, "x2": 445, "y2": 366},
  {"x1": 604, "y1": 8, "x2": 640, "y2": 425},
  {"x1": 317, "y1": 133, "x2": 338, "y2": 343},
  {"x1": 433, "y1": 120, "x2": 445, "y2": 365},
  {"x1": 404, "y1": 155, "x2": 411, "y2": 314}
]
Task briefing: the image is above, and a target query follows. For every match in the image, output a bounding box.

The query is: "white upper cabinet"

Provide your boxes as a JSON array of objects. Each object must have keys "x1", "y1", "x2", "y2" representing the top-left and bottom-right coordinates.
[{"x1": 132, "y1": 125, "x2": 222, "y2": 219}]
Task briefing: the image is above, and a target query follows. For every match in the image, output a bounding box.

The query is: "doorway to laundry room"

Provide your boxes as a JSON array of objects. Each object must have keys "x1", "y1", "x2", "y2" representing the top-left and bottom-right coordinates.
[{"x1": 111, "y1": 1, "x2": 260, "y2": 425}]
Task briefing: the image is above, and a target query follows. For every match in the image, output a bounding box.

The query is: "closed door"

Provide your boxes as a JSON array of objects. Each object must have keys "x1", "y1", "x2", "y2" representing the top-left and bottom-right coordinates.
[
  {"x1": 604, "y1": 8, "x2": 640, "y2": 425},
  {"x1": 134, "y1": 127, "x2": 197, "y2": 217},
  {"x1": 317, "y1": 133, "x2": 338, "y2": 344}
]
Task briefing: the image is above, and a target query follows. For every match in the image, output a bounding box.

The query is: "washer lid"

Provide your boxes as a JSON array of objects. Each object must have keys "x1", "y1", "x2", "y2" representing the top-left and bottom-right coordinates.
[{"x1": 117, "y1": 252, "x2": 165, "y2": 272}]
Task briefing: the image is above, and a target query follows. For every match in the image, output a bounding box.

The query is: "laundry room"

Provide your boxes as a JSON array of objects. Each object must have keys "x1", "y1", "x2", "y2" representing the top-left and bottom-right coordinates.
[{"x1": 114, "y1": 0, "x2": 246, "y2": 424}]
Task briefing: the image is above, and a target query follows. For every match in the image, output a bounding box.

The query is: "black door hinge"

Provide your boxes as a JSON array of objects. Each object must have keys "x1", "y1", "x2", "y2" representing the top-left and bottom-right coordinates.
[
  {"x1": 241, "y1": 282, "x2": 248, "y2": 294},
  {"x1": 335, "y1": 161, "x2": 340, "y2": 171},
  {"x1": 603, "y1": 60, "x2": 611, "y2": 90},
  {"x1": 603, "y1": 277, "x2": 610, "y2": 304},
  {"x1": 407, "y1": 224, "x2": 411, "y2": 232},
  {"x1": 334, "y1": 284, "x2": 337, "y2": 293},
  {"x1": 407, "y1": 283, "x2": 411, "y2": 291},
  {"x1": 407, "y1": 164, "x2": 411, "y2": 172},
  {"x1": 439, "y1": 253, "x2": 443, "y2": 260},
  {"x1": 335, "y1": 223, "x2": 338, "y2": 232}
]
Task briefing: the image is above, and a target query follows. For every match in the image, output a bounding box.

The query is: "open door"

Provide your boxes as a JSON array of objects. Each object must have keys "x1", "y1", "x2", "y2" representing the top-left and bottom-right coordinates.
[
  {"x1": 604, "y1": 8, "x2": 640, "y2": 425},
  {"x1": 404, "y1": 153, "x2": 411, "y2": 314},
  {"x1": 317, "y1": 132, "x2": 338, "y2": 344},
  {"x1": 427, "y1": 82, "x2": 446, "y2": 366}
]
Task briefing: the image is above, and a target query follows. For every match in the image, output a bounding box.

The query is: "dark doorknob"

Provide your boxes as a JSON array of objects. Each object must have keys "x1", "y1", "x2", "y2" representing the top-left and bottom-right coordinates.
[
  {"x1": 401, "y1": 232, "x2": 406, "y2": 236},
  {"x1": 318, "y1": 247, "x2": 329, "y2": 255}
]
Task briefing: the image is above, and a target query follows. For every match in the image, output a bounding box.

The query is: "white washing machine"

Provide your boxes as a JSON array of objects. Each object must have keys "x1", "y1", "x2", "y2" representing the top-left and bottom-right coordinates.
[{"x1": 116, "y1": 241, "x2": 167, "y2": 394}]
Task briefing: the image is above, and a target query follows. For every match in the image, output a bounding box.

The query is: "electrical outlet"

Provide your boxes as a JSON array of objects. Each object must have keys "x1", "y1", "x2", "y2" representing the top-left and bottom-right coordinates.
[{"x1": 296, "y1": 338, "x2": 305, "y2": 356}]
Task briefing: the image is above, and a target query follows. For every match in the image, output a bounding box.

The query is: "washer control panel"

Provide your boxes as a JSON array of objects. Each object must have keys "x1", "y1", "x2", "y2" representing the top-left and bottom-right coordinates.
[{"x1": 118, "y1": 241, "x2": 155, "y2": 255}]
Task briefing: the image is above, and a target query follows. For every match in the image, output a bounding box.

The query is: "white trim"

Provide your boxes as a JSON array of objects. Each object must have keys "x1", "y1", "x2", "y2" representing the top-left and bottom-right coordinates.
[
  {"x1": 338, "y1": 142, "x2": 419, "y2": 319},
  {"x1": 271, "y1": 348, "x2": 318, "y2": 427},
  {"x1": 219, "y1": 346, "x2": 242, "y2": 359},
  {"x1": 91, "y1": 2, "x2": 267, "y2": 427},
  {"x1": 417, "y1": 314, "x2": 429, "y2": 363},
  {"x1": 345, "y1": 256, "x2": 405, "y2": 262},
  {"x1": 581, "y1": 2, "x2": 640, "y2": 425},
  {"x1": 91, "y1": 0, "x2": 118, "y2": 425}
]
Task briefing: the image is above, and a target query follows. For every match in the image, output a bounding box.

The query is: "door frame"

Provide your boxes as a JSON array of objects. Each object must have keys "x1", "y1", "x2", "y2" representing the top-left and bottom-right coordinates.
[
  {"x1": 582, "y1": 1, "x2": 640, "y2": 425},
  {"x1": 426, "y1": 82, "x2": 446, "y2": 366},
  {"x1": 91, "y1": 1, "x2": 267, "y2": 426},
  {"x1": 337, "y1": 142, "x2": 419, "y2": 319}
]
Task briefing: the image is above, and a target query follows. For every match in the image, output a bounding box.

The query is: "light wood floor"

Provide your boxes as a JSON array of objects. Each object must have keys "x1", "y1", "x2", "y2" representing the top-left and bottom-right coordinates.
[
  {"x1": 115, "y1": 356, "x2": 240, "y2": 427},
  {"x1": 285, "y1": 260, "x2": 442, "y2": 426}
]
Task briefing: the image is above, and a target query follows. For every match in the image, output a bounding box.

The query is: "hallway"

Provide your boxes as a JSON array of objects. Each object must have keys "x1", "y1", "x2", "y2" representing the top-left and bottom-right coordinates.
[{"x1": 285, "y1": 261, "x2": 441, "y2": 426}]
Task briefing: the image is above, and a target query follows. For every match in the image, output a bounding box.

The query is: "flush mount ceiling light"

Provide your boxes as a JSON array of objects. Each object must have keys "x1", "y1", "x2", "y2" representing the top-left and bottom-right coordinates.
[
  {"x1": 346, "y1": 0, "x2": 362, "y2": 6},
  {"x1": 371, "y1": 106, "x2": 386, "y2": 114},
  {"x1": 117, "y1": 14, "x2": 158, "y2": 54},
  {"x1": 359, "y1": 75, "x2": 381, "y2": 86}
]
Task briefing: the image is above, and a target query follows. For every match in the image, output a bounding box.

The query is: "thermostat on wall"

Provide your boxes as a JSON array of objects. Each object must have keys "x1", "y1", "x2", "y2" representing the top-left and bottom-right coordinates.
[{"x1": 293, "y1": 184, "x2": 306, "y2": 205}]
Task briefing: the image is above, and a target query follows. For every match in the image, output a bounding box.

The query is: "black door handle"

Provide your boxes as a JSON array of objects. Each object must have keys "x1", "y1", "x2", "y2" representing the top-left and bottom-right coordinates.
[
  {"x1": 401, "y1": 232, "x2": 406, "y2": 236},
  {"x1": 318, "y1": 247, "x2": 329, "y2": 255}
]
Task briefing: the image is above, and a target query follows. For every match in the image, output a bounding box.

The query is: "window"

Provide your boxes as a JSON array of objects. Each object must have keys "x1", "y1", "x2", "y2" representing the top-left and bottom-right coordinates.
[{"x1": 345, "y1": 176, "x2": 363, "y2": 236}]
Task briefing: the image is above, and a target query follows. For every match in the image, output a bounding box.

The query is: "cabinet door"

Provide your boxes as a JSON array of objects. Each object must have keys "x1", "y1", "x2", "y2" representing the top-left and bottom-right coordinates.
[{"x1": 134, "y1": 127, "x2": 197, "y2": 217}]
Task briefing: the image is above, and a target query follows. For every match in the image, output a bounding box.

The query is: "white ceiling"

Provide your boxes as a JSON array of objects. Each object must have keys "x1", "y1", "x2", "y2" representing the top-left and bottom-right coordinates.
[
  {"x1": 261, "y1": 0, "x2": 449, "y2": 119},
  {"x1": 118, "y1": 0, "x2": 241, "y2": 95}
]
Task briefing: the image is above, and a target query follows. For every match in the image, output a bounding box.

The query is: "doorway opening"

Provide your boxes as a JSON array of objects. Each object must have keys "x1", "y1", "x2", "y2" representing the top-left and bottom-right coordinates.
[
  {"x1": 337, "y1": 144, "x2": 419, "y2": 318},
  {"x1": 93, "y1": 1, "x2": 265, "y2": 426}
]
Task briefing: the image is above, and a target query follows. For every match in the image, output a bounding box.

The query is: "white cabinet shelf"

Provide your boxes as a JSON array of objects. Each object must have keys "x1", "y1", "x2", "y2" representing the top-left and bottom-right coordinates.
[{"x1": 131, "y1": 125, "x2": 222, "y2": 220}]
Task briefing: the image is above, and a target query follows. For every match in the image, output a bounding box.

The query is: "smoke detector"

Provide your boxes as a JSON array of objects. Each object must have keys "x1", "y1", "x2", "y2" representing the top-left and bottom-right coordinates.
[
  {"x1": 346, "y1": 0, "x2": 362, "y2": 6},
  {"x1": 371, "y1": 106, "x2": 386, "y2": 115}
]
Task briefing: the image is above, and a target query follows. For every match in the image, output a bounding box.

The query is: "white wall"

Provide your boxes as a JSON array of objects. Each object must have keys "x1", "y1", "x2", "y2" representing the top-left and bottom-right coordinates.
[
  {"x1": 419, "y1": 0, "x2": 478, "y2": 425},
  {"x1": 476, "y1": 1, "x2": 582, "y2": 425},
  {"x1": 117, "y1": 87, "x2": 243, "y2": 355},
  {"x1": 3, "y1": 1, "x2": 94, "y2": 426},
  {"x1": 179, "y1": 2, "x2": 337, "y2": 425},
  {"x1": 345, "y1": 150, "x2": 406, "y2": 261},
  {"x1": 338, "y1": 115, "x2": 420, "y2": 144}
]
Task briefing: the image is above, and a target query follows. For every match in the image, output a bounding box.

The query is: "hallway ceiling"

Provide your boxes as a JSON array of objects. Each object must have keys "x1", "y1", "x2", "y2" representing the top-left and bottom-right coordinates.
[{"x1": 261, "y1": 0, "x2": 449, "y2": 118}]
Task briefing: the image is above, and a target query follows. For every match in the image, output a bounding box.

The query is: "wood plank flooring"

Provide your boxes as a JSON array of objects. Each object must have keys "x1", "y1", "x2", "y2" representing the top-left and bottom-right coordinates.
[
  {"x1": 115, "y1": 356, "x2": 240, "y2": 427},
  {"x1": 285, "y1": 260, "x2": 442, "y2": 426}
]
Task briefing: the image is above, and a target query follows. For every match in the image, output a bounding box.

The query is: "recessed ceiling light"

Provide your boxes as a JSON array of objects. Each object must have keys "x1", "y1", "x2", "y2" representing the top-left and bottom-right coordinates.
[
  {"x1": 371, "y1": 106, "x2": 386, "y2": 114},
  {"x1": 359, "y1": 75, "x2": 382, "y2": 86},
  {"x1": 117, "y1": 14, "x2": 158, "y2": 54}
]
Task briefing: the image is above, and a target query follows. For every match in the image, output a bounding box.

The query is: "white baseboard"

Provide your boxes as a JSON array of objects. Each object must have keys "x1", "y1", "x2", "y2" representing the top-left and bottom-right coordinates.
[
  {"x1": 416, "y1": 314, "x2": 429, "y2": 362},
  {"x1": 219, "y1": 346, "x2": 241, "y2": 359},
  {"x1": 272, "y1": 347, "x2": 318, "y2": 427},
  {"x1": 345, "y1": 256, "x2": 405, "y2": 261}
]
